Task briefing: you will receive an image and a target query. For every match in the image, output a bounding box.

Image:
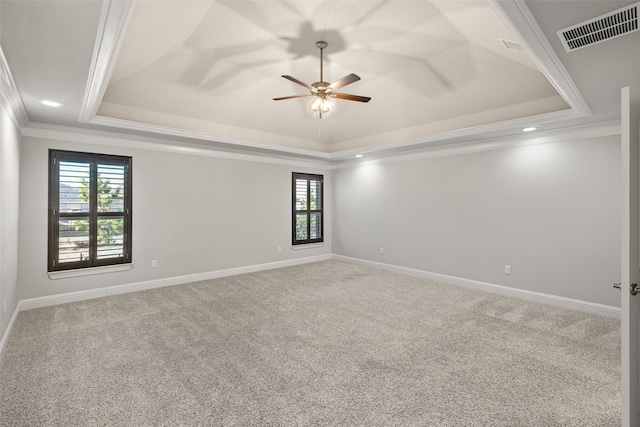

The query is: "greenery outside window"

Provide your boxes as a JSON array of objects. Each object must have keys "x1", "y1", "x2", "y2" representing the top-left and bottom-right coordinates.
[
  {"x1": 48, "y1": 150, "x2": 132, "y2": 272},
  {"x1": 292, "y1": 172, "x2": 323, "y2": 245}
]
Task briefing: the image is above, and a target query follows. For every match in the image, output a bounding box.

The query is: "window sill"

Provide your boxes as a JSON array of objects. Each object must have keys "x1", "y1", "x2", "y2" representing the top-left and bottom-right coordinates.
[
  {"x1": 48, "y1": 263, "x2": 133, "y2": 280},
  {"x1": 291, "y1": 243, "x2": 324, "y2": 250}
]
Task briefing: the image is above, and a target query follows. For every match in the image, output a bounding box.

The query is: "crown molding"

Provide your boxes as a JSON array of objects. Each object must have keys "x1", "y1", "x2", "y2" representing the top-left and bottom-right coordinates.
[
  {"x1": 89, "y1": 102, "x2": 587, "y2": 163},
  {"x1": 90, "y1": 114, "x2": 332, "y2": 160},
  {"x1": 0, "y1": 46, "x2": 29, "y2": 128},
  {"x1": 490, "y1": 0, "x2": 591, "y2": 117},
  {"x1": 21, "y1": 117, "x2": 619, "y2": 171},
  {"x1": 20, "y1": 123, "x2": 331, "y2": 168},
  {"x1": 331, "y1": 120, "x2": 621, "y2": 168},
  {"x1": 329, "y1": 107, "x2": 585, "y2": 161},
  {"x1": 79, "y1": 0, "x2": 138, "y2": 122}
]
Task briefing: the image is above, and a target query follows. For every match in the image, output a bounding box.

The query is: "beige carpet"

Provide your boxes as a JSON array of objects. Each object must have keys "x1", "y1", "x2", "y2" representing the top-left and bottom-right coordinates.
[{"x1": 0, "y1": 261, "x2": 620, "y2": 426}]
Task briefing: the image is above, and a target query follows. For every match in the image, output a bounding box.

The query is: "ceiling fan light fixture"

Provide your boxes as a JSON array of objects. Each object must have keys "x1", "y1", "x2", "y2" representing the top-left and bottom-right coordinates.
[{"x1": 310, "y1": 95, "x2": 333, "y2": 113}]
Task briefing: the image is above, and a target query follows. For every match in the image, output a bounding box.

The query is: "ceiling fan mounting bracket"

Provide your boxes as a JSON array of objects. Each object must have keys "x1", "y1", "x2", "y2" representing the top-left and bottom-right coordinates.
[{"x1": 316, "y1": 41, "x2": 328, "y2": 49}]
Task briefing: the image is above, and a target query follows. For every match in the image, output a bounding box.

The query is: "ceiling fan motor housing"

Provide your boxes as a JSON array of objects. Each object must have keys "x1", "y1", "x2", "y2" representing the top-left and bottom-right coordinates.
[{"x1": 311, "y1": 82, "x2": 332, "y2": 94}]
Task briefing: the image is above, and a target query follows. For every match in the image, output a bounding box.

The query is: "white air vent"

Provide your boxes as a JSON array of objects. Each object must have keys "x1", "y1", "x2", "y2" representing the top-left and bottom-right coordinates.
[
  {"x1": 557, "y1": 1, "x2": 638, "y2": 52},
  {"x1": 500, "y1": 39, "x2": 524, "y2": 53}
]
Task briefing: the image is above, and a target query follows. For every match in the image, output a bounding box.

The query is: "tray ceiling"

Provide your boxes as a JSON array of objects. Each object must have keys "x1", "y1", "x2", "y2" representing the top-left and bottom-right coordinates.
[
  {"x1": 6, "y1": 1, "x2": 638, "y2": 160},
  {"x1": 94, "y1": 0, "x2": 571, "y2": 155}
]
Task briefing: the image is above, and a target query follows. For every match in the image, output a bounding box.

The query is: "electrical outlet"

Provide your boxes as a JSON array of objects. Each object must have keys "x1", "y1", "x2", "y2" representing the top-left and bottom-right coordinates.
[
  {"x1": 380, "y1": 247, "x2": 384, "y2": 255},
  {"x1": 278, "y1": 246, "x2": 282, "y2": 253},
  {"x1": 152, "y1": 260, "x2": 158, "y2": 268},
  {"x1": 504, "y1": 265, "x2": 511, "y2": 275},
  {"x1": 2, "y1": 300, "x2": 6, "y2": 317}
]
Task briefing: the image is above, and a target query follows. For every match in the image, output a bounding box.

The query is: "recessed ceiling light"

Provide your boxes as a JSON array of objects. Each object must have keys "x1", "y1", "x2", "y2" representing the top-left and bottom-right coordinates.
[
  {"x1": 355, "y1": 154, "x2": 363, "y2": 158},
  {"x1": 522, "y1": 126, "x2": 537, "y2": 132},
  {"x1": 41, "y1": 100, "x2": 63, "y2": 107}
]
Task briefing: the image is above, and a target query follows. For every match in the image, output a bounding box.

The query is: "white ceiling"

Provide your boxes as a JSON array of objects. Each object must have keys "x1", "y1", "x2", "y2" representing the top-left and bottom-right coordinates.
[{"x1": 1, "y1": 0, "x2": 639, "y2": 161}]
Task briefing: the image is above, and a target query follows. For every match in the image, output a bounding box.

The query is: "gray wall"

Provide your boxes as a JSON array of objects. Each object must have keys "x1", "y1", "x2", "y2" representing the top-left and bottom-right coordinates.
[
  {"x1": 0, "y1": 103, "x2": 21, "y2": 337},
  {"x1": 332, "y1": 135, "x2": 621, "y2": 307},
  {"x1": 18, "y1": 135, "x2": 331, "y2": 300},
  {"x1": 16, "y1": 130, "x2": 622, "y2": 308}
]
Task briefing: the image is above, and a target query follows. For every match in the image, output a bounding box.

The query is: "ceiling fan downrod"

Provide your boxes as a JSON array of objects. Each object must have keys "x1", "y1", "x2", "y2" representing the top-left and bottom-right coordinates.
[{"x1": 317, "y1": 40, "x2": 327, "y2": 83}]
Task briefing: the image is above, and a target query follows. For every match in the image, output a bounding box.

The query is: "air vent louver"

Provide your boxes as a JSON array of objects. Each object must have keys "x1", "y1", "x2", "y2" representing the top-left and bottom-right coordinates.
[
  {"x1": 500, "y1": 39, "x2": 524, "y2": 53},
  {"x1": 557, "y1": 1, "x2": 638, "y2": 52}
]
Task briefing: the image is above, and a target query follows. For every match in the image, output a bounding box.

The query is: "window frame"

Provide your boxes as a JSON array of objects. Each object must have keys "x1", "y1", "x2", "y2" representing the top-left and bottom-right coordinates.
[
  {"x1": 292, "y1": 172, "x2": 324, "y2": 245},
  {"x1": 48, "y1": 150, "x2": 132, "y2": 272}
]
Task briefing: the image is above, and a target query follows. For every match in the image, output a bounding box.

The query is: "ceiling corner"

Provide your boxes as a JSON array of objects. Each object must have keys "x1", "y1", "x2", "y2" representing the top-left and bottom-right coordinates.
[
  {"x1": 0, "y1": 46, "x2": 29, "y2": 128},
  {"x1": 80, "y1": 0, "x2": 138, "y2": 123},
  {"x1": 489, "y1": 0, "x2": 591, "y2": 117}
]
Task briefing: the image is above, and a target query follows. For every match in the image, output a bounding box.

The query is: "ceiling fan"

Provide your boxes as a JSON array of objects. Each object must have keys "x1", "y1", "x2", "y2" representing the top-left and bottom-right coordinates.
[{"x1": 273, "y1": 41, "x2": 371, "y2": 118}]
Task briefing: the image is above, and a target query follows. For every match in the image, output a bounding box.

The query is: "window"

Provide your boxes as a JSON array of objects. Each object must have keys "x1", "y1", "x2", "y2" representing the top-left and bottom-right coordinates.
[
  {"x1": 48, "y1": 150, "x2": 132, "y2": 272},
  {"x1": 292, "y1": 172, "x2": 323, "y2": 245}
]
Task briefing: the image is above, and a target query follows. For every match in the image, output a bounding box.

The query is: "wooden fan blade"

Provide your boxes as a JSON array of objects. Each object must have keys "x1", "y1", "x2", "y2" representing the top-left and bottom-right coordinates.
[
  {"x1": 273, "y1": 94, "x2": 313, "y2": 101},
  {"x1": 282, "y1": 75, "x2": 314, "y2": 91},
  {"x1": 333, "y1": 92, "x2": 371, "y2": 103},
  {"x1": 329, "y1": 73, "x2": 361, "y2": 91}
]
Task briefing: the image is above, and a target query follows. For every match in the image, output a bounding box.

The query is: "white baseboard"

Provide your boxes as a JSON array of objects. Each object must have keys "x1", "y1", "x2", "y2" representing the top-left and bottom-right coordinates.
[
  {"x1": 12, "y1": 252, "x2": 621, "y2": 321},
  {"x1": 332, "y1": 255, "x2": 621, "y2": 319},
  {"x1": 1, "y1": 253, "x2": 621, "y2": 362},
  {"x1": 0, "y1": 300, "x2": 21, "y2": 359},
  {"x1": 20, "y1": 254, "x2": 331, "y2": 311}
]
